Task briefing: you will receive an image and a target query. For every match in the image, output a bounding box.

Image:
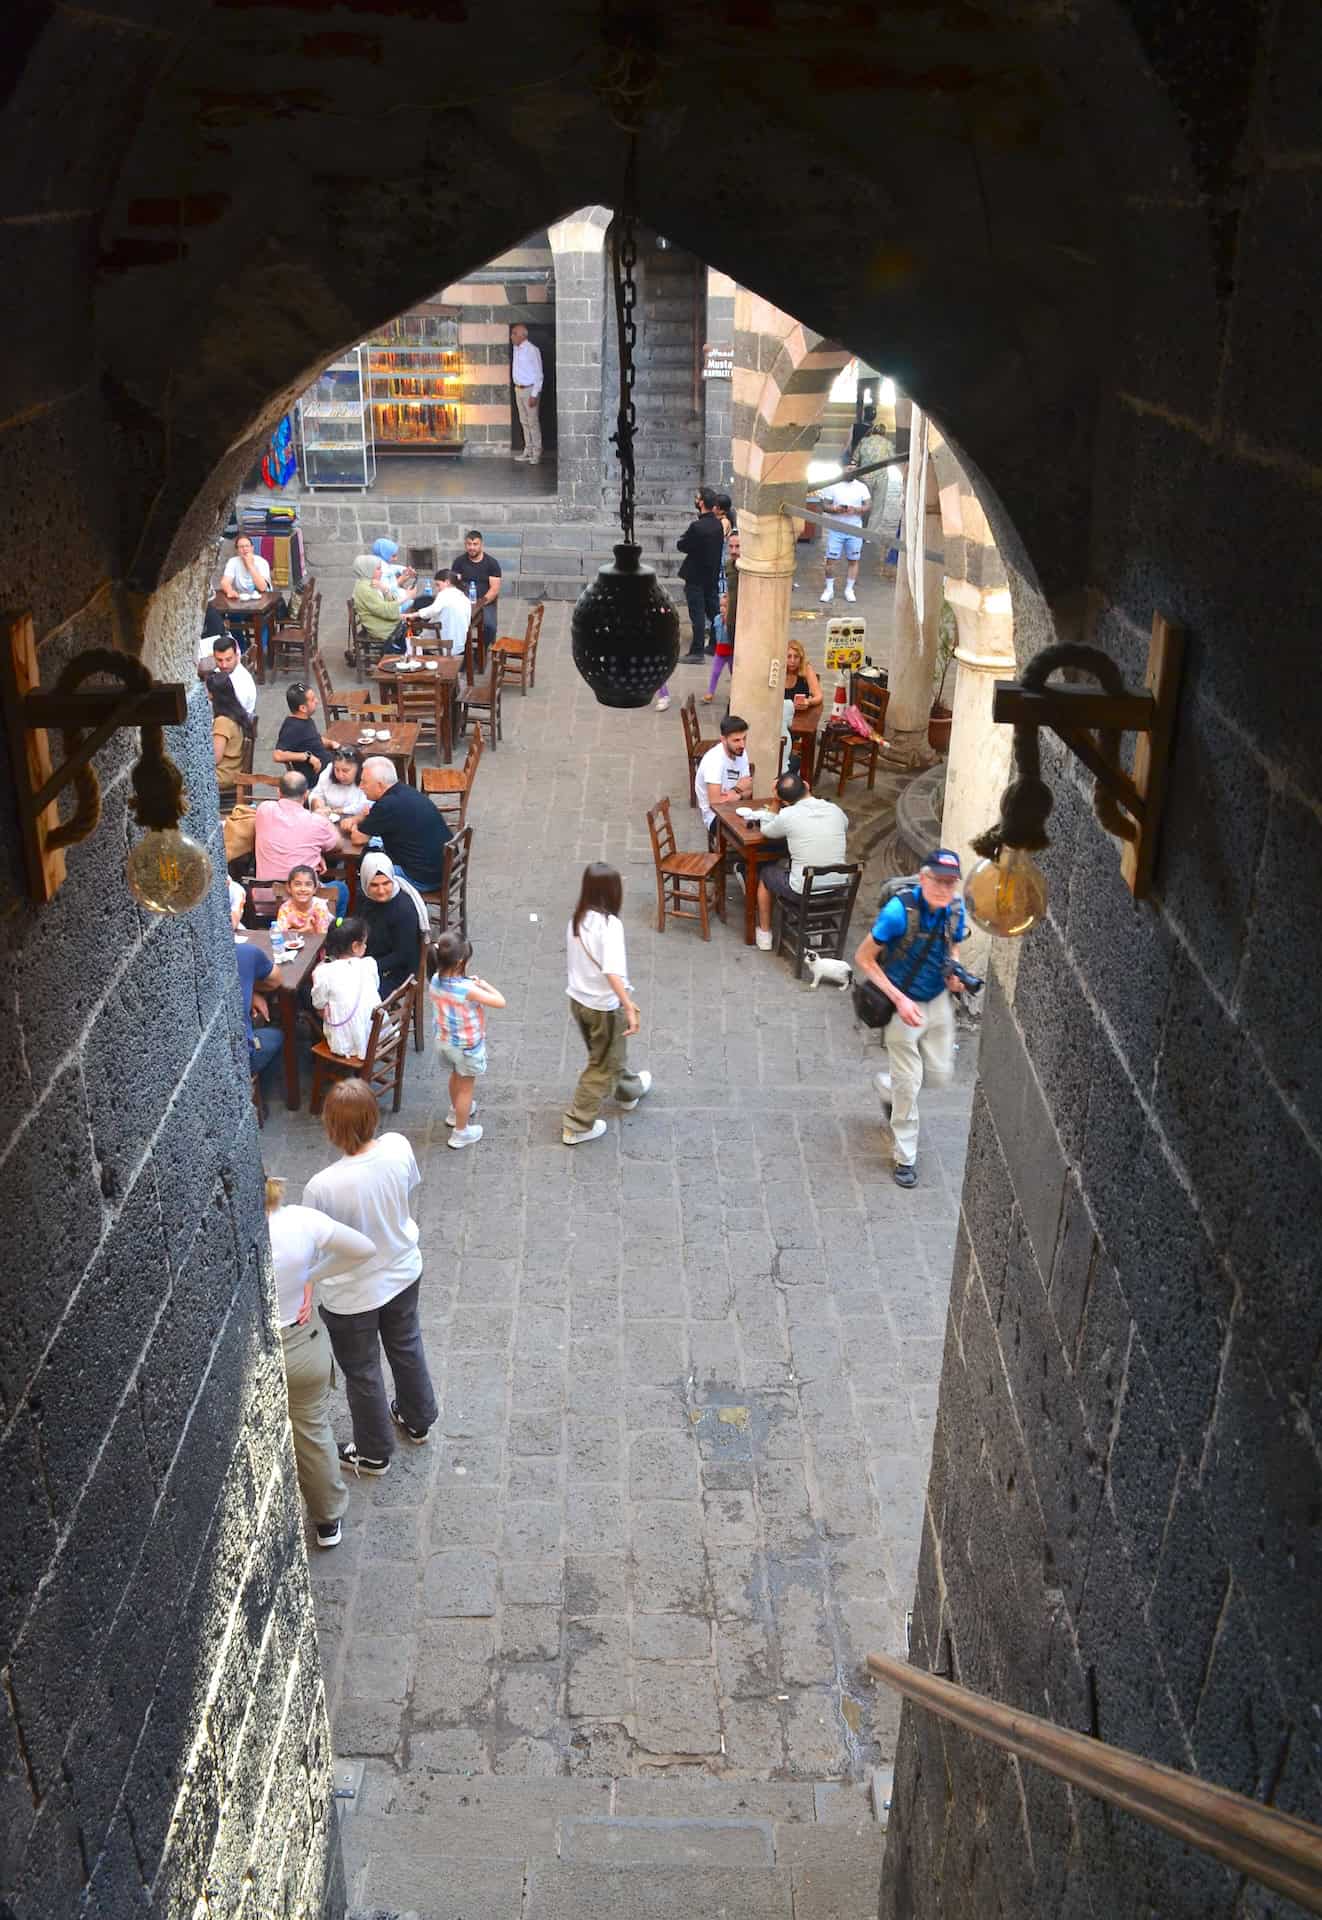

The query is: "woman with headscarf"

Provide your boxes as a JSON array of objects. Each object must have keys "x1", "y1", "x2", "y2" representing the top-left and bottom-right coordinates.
[
  {"x1": 358, "y1": 852, "x2": 432, "y2": 997},
  {"x1": 371, "y1": 538, "x2": 435, "y2": 616},
  {"x1": 352, "y1": 554, "x2": 407, "y2": 659}
]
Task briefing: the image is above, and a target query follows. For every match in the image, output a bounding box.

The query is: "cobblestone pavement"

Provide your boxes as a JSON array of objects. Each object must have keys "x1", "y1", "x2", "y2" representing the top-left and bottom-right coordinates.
[{"x1": 253, "y1": 584, "x2": 976, "y2": 1799}]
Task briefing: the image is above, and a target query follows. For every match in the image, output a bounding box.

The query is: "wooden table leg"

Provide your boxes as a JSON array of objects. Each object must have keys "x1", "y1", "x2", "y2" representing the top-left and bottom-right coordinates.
[
  {"x1": 405, "y1": 752, "x2": 417, "y2": 788},
  {"x1": 441, "y1": 683, "x2": 453, "y2": 765},
  {"x1": 744, "y1": 854, "x2": 762, "y2": 945},
  {"x1": 279, "y1": 990, "x2": 301, "y2": 1110}
]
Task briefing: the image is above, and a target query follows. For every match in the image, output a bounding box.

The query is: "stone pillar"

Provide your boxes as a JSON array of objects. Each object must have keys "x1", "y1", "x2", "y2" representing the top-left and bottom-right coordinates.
[
  {"x1": 547, "y1": 207, "x2": 609, "y2": 518},
  {"x1": 727, "y1": 505, "x2": 798, "y2": 779},
  {"x1": 939, "y1": 585, "x2": 1016, "y2": 973},
  {"x1": 703, "y1": 268, "x2": 736, "y2": 488},
  {"x1": 881, "y1": 405, "x2": 942, "y2": 767}
]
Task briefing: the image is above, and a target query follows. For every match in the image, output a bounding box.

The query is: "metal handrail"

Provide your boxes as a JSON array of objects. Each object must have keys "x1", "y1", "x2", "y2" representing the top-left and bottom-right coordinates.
[{"x1": 867, "y1": 1651, "x2": 1322, "y2": 1914}]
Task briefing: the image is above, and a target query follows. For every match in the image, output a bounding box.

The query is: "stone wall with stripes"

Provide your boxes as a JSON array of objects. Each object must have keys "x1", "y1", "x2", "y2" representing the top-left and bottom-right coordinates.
[{"x1": 443, "y1": 235, "x2": 555, "y2": 454}]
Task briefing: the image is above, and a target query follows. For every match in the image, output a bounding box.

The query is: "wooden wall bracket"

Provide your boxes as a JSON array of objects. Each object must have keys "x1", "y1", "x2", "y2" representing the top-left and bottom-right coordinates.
[
  {"x1": 2, "y1": 611, "x2": 188, "y2": 904},
  {"x1": 990, "y1": 614, "x2": 1184, "y2": 900}
]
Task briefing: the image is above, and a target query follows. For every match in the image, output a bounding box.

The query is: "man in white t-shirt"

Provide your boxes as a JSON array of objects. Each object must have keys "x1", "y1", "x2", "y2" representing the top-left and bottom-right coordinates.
[
  {"x1": 752, "y1": 770, "x2": 850, "y2": 950},
  {"x1": 695, "y1": 713, "x2": 753, "y2": 840},
  {"x1": 219, "y1": 533, "x2": 273, "y2": 600},
  {"x1": 809, "y1": 470, "x2": 871, "y2": 604},
  {"x1": 202, "y1": 634, "x2": 257, "y2": 718}
]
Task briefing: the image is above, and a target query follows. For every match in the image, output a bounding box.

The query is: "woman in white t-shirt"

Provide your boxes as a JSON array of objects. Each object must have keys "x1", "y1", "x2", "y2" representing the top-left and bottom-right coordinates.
[
  {"x1": 266, "y1": 1176, "x2": 375, "y2": 1548},
  {"x1": 302, "y1": 1078, "x2": 438, "y2": 1473},
  {"x1": 219, "y1": 534, "x2": 273, "y2": 599},
  {"x1": 563, "y1": 862, "x2": 652, "y2": 1147}
]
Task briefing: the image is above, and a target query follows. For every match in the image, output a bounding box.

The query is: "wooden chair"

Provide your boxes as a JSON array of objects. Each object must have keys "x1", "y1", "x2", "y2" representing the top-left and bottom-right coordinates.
[
  {"x1": 493, "y1": 602, "x2": 544, "y2": 694},
  {"x1": 815, "y1": 679, "x2": 886, "y2": 796},
  {"x1": 393, "y1": 668, "x2": 449, "y2": 754},
  {"x1": 271, "y1": 580, "x2": 318, "y2": 678},
  {"x1": 420, "y1": 723, "x2": 482, "y2": 833},
  {"x1": 345, "y1": 596, "x2": 363, "y2": 670},
  {"x1": 311, "y1": 649, "x2": 371, "y2": 723},
  {"x1": 460, "y1": 649, "x2": 505, "y2": 751},
  {"x1": 681, "y1": 693, "x2": 717, "y2": 809},
  {"x1": 414, "y1": 824, "x2": 473, "y2": 946},
  {"x1": 309, "y1": 978, "x2": 414, "y2": 1116},
  {"x1": 772, "y1": 863, "x2": 863, "y2": 979},
  {"x1": 646, "y1": 796, "x2": 726, "y2": 939}
]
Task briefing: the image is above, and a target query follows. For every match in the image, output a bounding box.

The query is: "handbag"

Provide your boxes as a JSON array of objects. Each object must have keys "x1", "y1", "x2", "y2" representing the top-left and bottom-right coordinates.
[{"x1": 854, "y1": 919, "x2": 946, "y2": 1030}]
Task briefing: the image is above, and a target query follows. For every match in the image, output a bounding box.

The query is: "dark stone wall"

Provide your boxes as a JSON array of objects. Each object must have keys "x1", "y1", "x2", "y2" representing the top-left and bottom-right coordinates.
[{"x1": 1, "y1": 3, "x2": 1318, "y2": 1915}]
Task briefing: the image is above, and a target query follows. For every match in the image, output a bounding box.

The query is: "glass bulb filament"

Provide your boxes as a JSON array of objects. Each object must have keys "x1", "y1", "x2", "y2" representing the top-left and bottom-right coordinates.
[
  {"x1": 964, "y1": 845, "x2": 1048, "y2": 939},
  {"x1": 125, "y1": 827, "x2": 213, "y2": 916}
]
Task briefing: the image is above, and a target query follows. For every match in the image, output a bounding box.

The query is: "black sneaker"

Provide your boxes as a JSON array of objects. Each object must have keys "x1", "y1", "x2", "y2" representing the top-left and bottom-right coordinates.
[
  {"x1": 315, "y1": 1518, "x2": 342, "y2": 1549},
  {"x1": 681, "y1": 650, "x2": 707, "y2": 665},
  {"x1": 893, "y1": 1162, "x2": 918, "y2": 1190},
  {"x1": 391, "y1": 1401, "x2": 430, "y2": 1445},
  {"x1": 337, "y1": 1442, "x2": 390, "y2": 1476}
]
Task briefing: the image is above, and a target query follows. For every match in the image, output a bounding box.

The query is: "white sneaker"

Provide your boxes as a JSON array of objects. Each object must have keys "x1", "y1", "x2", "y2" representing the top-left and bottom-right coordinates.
[
  {"x1": 448, "y1": 1123, "x2": 483, "y2": 1150},
  {"x1": 844, "y1": 584, "x2": 857, "y2": 602},
  {"x1": 616, "y1": 1069, "x2": 653, "y2": 1112},
  {"x1": 444, "y1": 1103, "x2": 478, "y2": 1127},
  {"x1": 755, "y1": 928, "x2": 774, "y2": 951},
  {"x1": 655, "y1": 694, "x2": 671, "y2": 712},
  {"x1": 820, "y1": 584, "x2": 835, "y2": 603},
  {"x1": 563, "y1": 1118, "x2": 608, "y2": 1145}
]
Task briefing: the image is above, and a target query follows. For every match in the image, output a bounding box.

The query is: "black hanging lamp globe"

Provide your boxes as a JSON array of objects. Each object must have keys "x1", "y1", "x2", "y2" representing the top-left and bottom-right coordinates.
[{"x1": 572, "y1": 141, "x2": 680, "y2": 707}]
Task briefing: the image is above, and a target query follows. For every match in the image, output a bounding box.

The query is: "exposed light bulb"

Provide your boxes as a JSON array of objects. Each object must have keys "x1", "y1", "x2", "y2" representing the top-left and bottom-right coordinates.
[
  {"x1": 125, "y1": 828, "x2": 213, "y2": 915},
  {"x1": 964, "y1": 845, "x2": 1048, "y2": 939}
]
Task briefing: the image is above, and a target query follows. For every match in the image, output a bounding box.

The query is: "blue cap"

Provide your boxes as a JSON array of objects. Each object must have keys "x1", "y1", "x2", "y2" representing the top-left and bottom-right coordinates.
[
  {"x1": 371, "y1": 537, "x2": 399, "y2": 561},
  {"x1": 922, "y1": 848, "x2": 962, "y2": 876}
]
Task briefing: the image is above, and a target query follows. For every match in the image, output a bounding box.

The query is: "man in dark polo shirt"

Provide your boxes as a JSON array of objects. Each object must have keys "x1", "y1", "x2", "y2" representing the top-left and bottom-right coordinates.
[
  {"x1": 677, "y1": 486, "x2": 724, "y2": 663},
  {"x1": 450, "y1": 529, "x2": 502, "y2": 653},
  {"x1": 350, "y1": 758, "x2": 451, "y2": 890}
]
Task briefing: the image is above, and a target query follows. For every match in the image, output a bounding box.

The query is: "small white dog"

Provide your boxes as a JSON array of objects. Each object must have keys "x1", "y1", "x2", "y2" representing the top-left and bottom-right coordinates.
[{"x1": 803, "y1": 952, "x2": 853, "y2": 991}]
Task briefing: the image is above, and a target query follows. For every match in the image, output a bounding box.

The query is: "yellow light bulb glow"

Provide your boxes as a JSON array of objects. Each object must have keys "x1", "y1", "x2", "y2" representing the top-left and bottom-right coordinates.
[
  {"x1": 964, "y1": 846, "x2": 1048, "y2": 939},
  {"x1": 125, "y1": 828, "x2": 213, "y2": 915}
]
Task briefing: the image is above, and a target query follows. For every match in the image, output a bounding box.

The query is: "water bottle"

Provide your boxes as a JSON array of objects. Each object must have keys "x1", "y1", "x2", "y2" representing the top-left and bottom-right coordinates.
[
  {"x1": 468, "y1": 580, "x2": 478, "y2": 606},
  {"x1": 270, "y1": 924, "x2": 286, "y2": 966}
]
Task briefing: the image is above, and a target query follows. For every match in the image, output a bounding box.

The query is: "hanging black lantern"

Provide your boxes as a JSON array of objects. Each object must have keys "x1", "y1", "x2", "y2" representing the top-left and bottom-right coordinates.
[{"x1": 572, "y1": 141, "x2": 679, "y2": 707}]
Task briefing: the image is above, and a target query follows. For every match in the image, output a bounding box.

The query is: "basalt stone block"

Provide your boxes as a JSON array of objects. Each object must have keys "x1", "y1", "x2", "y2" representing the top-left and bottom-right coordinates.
[
  {"x1": 0, "y1": 1409, "x2": 57, "y2": 1657},
  {"x1": 1147, "y1": 1469, "x2": 1229, "y2": 1735},
  {"x1": 4, "y1": 1063, "x2": 104, "y2": 1415},
  {"x1": 1104, "y1": 1329, "x2": 1179, "y2": 1592},
  {"x1": 1237, "y1": 784, "x2": 1322, "y2": 1144}
]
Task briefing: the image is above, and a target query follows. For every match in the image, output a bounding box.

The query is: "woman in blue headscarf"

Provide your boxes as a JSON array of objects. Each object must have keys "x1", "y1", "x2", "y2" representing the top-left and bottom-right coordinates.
[{"x1": 371, "y1": 538, "x2": 435, "y2": 615}]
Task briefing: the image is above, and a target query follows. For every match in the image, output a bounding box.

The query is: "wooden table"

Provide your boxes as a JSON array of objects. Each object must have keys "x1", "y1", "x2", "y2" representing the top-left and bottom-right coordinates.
[
  {"x1": 209, "y1": 590, "x2": 283, "y2": 685},
  {"x1": 711, "y1": 797, "x2": 785, "y2": 947},
  {"x1": 325, "y1": 718, "x2": 420, "y2": 786},
  {"x1": 239, "y1": 924, "x2": 325, "y2": 1111},
  {"x1": 372, "y1": 656, "x2": 462, "y2": 764}
]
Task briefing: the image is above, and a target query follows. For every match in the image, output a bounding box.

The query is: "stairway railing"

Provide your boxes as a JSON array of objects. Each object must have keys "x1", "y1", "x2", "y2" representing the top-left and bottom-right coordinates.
[{"x1": 867, "y1": 1650, "x2": 1322, "y2": 1914}]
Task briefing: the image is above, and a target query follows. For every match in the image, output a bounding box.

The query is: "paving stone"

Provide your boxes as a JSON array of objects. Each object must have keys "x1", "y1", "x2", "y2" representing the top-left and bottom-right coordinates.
[
  {"x1": 565, "y1": 1553, "x2": 628, "y2": 1615},
  {"x1": 612, "y1": 1778, "x2": 814, "y2": 1820},
  {"x1": 422, "y1": 1550, "x2": 498, "y2": 1617},
  {"x1": 361, "y1": 1851, "x2": 527, "y2": 1916},
  {"x1": 559, "y1": 1814, "x2": 775, "y2": 1866},
  {"x1": 629, "y1": 1429, "x2": 701, "y2": 1498},
  {"x1": 787, "y1": 1830, "x2": 887, "y2": 1918},
  {"x1": 632, "y1": 1613, "x2": 711, "y2": 1661},
  {"x1": 633, "y1": 1661, "x2": 722, "y2": 1753},
  {"x1": 502, "y1": 1558, "x2": 564, "y2": 1605},
  {"x1": 342, "y1": 1633, "x2": 415, "y2": 1703},
  {"x1": 524, "y1": 1863, "x2": 793, "y2": 1920},
  {"x1": 567, "y1": 1618, "x2": 633, "y2": 1717}
]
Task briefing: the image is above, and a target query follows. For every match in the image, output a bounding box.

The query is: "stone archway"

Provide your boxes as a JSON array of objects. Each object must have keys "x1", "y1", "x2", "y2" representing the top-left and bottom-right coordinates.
[{"x1": 3, "y1": 8, "x2": 1318, "y2": 1918}]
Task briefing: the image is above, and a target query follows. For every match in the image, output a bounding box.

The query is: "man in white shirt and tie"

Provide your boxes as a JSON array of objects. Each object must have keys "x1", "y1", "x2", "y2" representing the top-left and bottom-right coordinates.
[{"x1": 510, "y1": 323, "x2": 544, "y2": 465}]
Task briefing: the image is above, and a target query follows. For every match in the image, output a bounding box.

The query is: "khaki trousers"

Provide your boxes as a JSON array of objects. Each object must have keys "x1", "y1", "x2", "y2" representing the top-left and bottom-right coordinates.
[
  {"x1": 565, "y1": 999, "x2": 645, "y2": 1130},
  {"x1": 883, "y1": 988, "x2": 955, "y2": 1167},
  {"x1": 280, "y1": 1320, "x2": 348, "y2": 1524},
  {"x1": 514, "y1": 385, "x2": 542, "y2": 459}
]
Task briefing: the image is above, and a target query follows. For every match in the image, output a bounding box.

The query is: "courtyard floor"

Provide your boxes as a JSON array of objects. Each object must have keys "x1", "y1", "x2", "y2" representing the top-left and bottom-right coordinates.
[{"x1": 248, "y1": 560, "x2": 976, "y2": 1912}]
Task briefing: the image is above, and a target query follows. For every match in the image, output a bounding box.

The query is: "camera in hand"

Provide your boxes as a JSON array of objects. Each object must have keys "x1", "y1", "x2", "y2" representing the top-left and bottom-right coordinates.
[{"x1": 946, "y1": 960, "x2": 985, "y2": 995}]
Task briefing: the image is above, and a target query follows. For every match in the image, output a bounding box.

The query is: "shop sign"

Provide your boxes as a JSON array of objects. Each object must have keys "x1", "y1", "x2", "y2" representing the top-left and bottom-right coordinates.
[{"x1": 702, "y1": 343, "x2": 733, "y2": 380}]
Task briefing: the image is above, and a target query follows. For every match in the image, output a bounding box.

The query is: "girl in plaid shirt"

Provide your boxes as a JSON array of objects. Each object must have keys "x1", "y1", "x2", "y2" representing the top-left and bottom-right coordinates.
[{"x1": 428, "y1": 932, "x2": 506, "y2": 1150}]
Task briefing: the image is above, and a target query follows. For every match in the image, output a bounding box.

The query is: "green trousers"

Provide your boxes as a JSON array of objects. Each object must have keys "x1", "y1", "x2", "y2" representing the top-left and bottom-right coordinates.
[{"x1": 565, "y1": 999, "x2": 645, "y2": 1130}]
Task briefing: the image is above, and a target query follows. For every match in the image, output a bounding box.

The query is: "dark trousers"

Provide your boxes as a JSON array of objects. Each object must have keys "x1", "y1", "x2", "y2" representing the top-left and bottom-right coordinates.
[
  {"x1": 684, "y1": 580, "x2": 716, "y2": 656},
  {"x1": 319, "y1": 1277, "x2": 437, "y2": 1460}
]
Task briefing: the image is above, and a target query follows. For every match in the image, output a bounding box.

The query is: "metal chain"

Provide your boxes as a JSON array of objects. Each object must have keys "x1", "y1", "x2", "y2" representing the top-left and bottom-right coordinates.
[{"x1": 609, "y1": 139, "x2": 640, "y2": 548}]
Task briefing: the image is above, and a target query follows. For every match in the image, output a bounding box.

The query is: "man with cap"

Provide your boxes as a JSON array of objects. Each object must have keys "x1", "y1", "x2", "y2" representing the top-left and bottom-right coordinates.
[{"x1": 852, "y1": 849, "x2": 969, "y2": 1188}]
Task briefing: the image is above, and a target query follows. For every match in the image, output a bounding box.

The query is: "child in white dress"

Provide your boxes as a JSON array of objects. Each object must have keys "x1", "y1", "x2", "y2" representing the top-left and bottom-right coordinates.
[{"x1": 310, "y1": 916, "x2": 381, "y2": 1058}]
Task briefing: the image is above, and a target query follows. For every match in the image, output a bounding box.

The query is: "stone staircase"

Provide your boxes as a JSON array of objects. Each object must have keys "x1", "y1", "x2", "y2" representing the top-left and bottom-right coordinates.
[
  {"x1": 626, "y1": 235, "x2": 704, "y2": 510},
  {"x1": 342, "y1": 1765, "x2": 890, "y2": 1919}
]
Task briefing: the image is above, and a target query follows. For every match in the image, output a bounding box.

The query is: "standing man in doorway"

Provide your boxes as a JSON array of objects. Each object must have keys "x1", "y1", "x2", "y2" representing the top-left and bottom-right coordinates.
[
  {"x1": 510, "y1": 323, "x2": 544, "y2": 465},
  {"x1": 677, "y1": 486, "x2": 725, "y2": 664},
  {"x1": 810, "y1": 465, "x2": 872, "y2": 604}
]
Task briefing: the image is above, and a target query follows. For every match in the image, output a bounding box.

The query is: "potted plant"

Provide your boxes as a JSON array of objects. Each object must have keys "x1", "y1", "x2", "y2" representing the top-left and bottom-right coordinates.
[{"x1": 928, "y1": 602, "x2": 956, "y2": 752}]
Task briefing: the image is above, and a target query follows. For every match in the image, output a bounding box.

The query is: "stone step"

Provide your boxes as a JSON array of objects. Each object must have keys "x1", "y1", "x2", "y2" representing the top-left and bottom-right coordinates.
[{"x1": 343, "y1": 1767, "x2": 887, "y2": 1920}]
